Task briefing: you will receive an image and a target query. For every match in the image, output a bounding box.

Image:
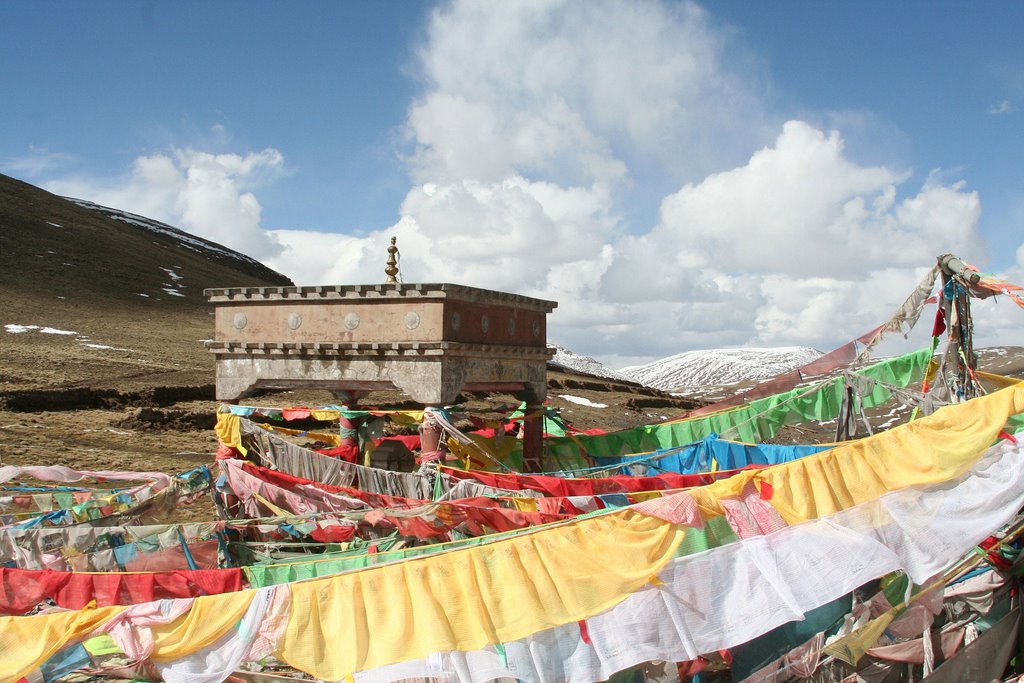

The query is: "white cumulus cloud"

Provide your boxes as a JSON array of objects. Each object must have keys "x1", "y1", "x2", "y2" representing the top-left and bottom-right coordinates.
[
  {"x1": 44, "y1": 148, "x2": 286, "y2": 260},
  {"x1": 987, "y1": 100, "x2": 1013, "y2": 115},
  {"x1": 599, "y1": 122, "x2": 982, "y2": 358},
  {"x1": 406, "y1": 0, "x2": 771, "y2": 187}
]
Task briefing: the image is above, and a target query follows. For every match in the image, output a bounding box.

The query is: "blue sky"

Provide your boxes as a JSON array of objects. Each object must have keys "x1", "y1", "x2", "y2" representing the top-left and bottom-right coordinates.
[
  {"x1": 1, "y1": 1, "x2": 426, "y2": 232},
  {"x1": 2, "y1": 1, "x2": 1022, "y2": 365}
]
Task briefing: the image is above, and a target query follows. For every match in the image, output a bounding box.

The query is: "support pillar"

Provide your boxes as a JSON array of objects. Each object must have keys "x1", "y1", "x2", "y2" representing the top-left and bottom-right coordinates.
[
  {"x1": 420, "y1": 408, "x2": 445, "y2": 458},
  {"x1": 522, "y1": 400, "x2": 544, "y2": 473},
  {"x1": 333, "y1": 391, "x2": 362, "y2": 457}
]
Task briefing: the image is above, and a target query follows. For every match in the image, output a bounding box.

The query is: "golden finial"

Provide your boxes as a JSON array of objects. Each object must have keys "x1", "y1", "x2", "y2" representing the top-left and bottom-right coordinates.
[{"x1": 384, "y1": 236, "x2": 401, "y2": 283}]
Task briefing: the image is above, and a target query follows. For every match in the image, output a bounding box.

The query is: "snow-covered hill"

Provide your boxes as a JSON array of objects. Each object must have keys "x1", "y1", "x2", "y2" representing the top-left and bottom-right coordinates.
[
  {"x1": 619, "y1": 346, "x2": 823, "y2": 392},
  {"x1": 548, "y1": 344, "x2": 636, "y2": 383}
]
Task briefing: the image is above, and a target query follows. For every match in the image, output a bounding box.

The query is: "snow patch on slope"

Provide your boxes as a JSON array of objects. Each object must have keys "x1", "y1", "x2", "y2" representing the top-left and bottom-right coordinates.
[
  {"x1": 548, "y1": 344, "x2": 636, "y2": 383},
  {"x1": 6, "y1": 324, "x2": 78, "y2": 336},
  {"x1": 559, "y1": 394, "x2": 608, "y2": 408},
  {"x1": 619, "y1": 346, "x2": 823, "y2": 392},
  {"x1": 5, "y1": 323, "x2": 133, "y2": 352}
]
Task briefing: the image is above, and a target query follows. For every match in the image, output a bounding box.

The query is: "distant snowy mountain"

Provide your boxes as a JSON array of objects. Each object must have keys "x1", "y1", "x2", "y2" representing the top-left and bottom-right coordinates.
[
  {"x1": 619, "y1": 346, "x2": 823, "y2": 392},
  {"x1": 548, "y1": 344, "x2": 636, "y2": 383}
]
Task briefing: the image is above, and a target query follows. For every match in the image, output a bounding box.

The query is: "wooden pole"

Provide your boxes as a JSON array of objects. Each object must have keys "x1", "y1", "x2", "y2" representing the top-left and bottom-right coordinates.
[{"x1": 522, "y1": 401, "x2": 544, "y2": 473}]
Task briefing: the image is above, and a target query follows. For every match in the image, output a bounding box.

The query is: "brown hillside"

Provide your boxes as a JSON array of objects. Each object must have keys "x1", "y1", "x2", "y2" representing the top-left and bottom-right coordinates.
[{"x1": 0, "y1": 172, "x2": 293, "y2": 393}]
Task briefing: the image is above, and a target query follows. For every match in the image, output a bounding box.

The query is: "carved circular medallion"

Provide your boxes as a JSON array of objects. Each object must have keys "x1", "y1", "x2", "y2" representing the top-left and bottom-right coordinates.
[
  {"x1": 343, "y1": 312, "x2": 360, "y2": 330},
  {"x1": 451, "y1": 312, "x2": 461, "y2": 331},
  {"x1": 232, "y1": 313, "x2": 247, "y2": 330},
  {"x1": 287, "y1": 313, "x2": 302, "y2": 330},
  {"x1": 532, "y1": 320, "x2": 541, "y2": 338},
  {"x1": 480, "y1": 315, "x2": 490, "y2": 333},
  {"x1": 404, "y1": 311, "x2": 421, "y2": 330}
]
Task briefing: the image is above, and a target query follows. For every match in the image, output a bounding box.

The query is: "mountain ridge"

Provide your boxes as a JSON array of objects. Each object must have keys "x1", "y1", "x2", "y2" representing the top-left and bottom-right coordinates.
[
  {"x1": 619, "y1": 346, "x2": 824, "y2": 393},
  {"x1": 65, "y1": 197, "x2": 277, "y2": 276}
]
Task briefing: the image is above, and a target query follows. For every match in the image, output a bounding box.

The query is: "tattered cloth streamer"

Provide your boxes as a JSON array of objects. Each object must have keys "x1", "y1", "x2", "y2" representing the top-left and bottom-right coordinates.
[
  {"x1": 220, "y1": 459, "x2": 572, "y2": 539},
  {"x1": 546, "y1": 348, "x2": 934, "y2": 463},
  {"x1": 0, "y1": 465, "x2": 172, "y2": 491},
  {"x1": 220, "y1": 404, "x2": 425, "y2": 424},
  {"x1": 852, "y1": 265, "x2": 941, "y2": 364},
  {"x1": 439, "y1": 465, "x2": 752, "y2": 497},
  {"x1": 823, "y1": 513, "x2": 1024, "y2": 668},
  {"x1": 973, "y1": 273, "x2": 1024, "y2": 309},
  {"x1": 294, "y1": 431, "x2": 1024, "y2": 682},
  {"x1": 0, "y1": 566, "x2": 244, "y2": 615},
  {"x1": 687, "y1": 266, "x2": 940, "y2": 419},
  {"x1": 843, "y1": 371, "x2": 946, "y2": 417},
  {"x1": 0, "y1": 521, "x2": 225, "y2": 571},
  {"x1": 236, "y1": 417, "x2": 435, "y2": 499},
  {"x1": 5, "y1": 392, "x2": 1024, "y2": 683}
]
